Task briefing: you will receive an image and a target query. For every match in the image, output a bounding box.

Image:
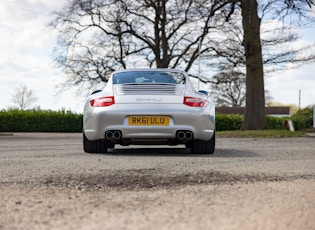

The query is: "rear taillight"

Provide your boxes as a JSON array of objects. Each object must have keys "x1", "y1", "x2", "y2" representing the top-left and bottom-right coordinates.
[
  {"x1": 90, "y1": 96, "x2": 115, "y2": 107},
  {"x1": 184, "y1": 96, "x2": 208, "y2": 107}
]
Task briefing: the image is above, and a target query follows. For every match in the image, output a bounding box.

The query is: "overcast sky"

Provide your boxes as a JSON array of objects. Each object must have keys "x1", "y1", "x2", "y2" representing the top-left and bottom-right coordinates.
[{"x1": 0, "y1": 0, "x2": 314, "y2": 113}]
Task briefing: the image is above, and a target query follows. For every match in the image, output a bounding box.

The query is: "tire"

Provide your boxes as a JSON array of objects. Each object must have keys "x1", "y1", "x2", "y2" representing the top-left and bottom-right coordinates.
[
  {"x1": 190, "y1": 132, "x2": 215, "y2": 154},
  {"x1": 83, "y1": 133, "x2": 114, "y2": 153}
]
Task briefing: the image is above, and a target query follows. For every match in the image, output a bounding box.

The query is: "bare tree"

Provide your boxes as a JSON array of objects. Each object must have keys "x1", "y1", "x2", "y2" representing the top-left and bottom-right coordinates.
[
  {"x1": 211, "y1": 70, "x2": 246, "y2": 107},
  {"x1": 210, "y1": 69, "x2": 273, "y2": 107},
  {"x1": 12, "y1": 85, "x2": 38, "y2": 110},
  {"x1": 50, "y1": 0, "x2": 233, "y2": 91},
  {"x1": 51, "y1": 0, "x2": 315, "y2": 129},
  {"x1": 241, "y1": 0, "x2": 314, "y2": 130},
  {"x1": 216, "y1": 0, "x2": 315, "y2": 130},
  {"x1": 195, "y1": 1, "x2": 313, "y2": 110}
]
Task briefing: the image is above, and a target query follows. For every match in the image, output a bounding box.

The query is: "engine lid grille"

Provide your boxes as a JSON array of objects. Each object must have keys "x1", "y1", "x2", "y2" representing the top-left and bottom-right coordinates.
[{"x1": 115, "y1": 84, "x2": 183, "y2": 95}]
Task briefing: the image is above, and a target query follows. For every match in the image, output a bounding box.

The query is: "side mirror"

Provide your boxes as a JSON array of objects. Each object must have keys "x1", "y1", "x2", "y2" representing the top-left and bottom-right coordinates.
[
  {"x1": 198, "y1": 90, "x2": 209, "y2": 96},
  {"x1": 91, "y1": 90, "x2": 102, "y2": 95}
]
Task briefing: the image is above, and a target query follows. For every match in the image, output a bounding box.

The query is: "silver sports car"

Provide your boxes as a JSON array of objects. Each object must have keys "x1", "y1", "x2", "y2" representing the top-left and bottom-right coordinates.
[{"x1": 83, "y1": 68, "x2": 216, "y2": 154}]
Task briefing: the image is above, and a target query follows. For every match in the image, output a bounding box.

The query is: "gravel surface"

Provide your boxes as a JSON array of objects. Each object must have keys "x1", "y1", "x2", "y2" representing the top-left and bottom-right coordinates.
[{"x1": 0, "y1": 133, "x2": 314, "y2": 230}]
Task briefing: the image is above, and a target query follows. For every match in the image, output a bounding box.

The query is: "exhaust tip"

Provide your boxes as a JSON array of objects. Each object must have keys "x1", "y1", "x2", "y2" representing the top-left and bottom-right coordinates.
[
  {"x1": 105, "y1": 130, "x2": 122, "y2": 142},
  {"x1": 177, "y1": 131, "x2": 186, "y2": 140},
  {"x1": 113, "y1": 131, "x2": 121, "y2": 139},
  {"x1": 185, "y1": 131, "x2": 192, "y2": 139},
  {"x1": 176, "y1": 130, "x2": 193, "y2": 143},
  {"x1": 105, "y1": 131, "x2": 113, "y2": 139}
]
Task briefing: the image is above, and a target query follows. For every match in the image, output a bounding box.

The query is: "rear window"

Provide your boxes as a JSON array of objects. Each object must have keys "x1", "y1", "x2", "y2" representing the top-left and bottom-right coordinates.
[{"x1": 113, "y1": 71, "x2": 185, "y2": 84}]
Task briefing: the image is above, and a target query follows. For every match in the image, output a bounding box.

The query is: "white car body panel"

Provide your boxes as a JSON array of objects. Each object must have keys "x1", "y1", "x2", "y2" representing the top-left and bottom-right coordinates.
[{"x1": 83, "y1": 68, "x2": 215, "y2": 153}]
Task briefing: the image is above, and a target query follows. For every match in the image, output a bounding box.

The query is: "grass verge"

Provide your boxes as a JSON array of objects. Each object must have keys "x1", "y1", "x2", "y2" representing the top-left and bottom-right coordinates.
[{"x1": 217, "y1": 130, "x2": 305, "y2": 138}]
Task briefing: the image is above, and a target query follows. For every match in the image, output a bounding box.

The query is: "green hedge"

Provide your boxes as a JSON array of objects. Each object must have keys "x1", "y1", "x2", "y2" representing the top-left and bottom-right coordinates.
[
  {"x1": 215, "y1": 114, "x2": 287, "y2": 131},
  {"x1": 266, "y1": 116, "x2": 285, "y2": 130},
  {"x1": 215, "y1": 110, "x2": 312, "y2": 131},
  {"x1": 0, "y1": 108, "x2": 312, "y2": 132},
  {"x1": 291, "y1": 107, "x2": 313, "y2": 130},
  {"x1": 215, "y1": 114, "x2": 243, "y2": 131},
  {"x1": 0, "y1": 109, "x2": 82, "y2": 132}
]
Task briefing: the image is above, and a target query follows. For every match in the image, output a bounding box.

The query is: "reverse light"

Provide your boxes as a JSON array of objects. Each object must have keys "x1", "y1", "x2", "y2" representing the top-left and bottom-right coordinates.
[
  {"x1": 184, "y1": 96, "x2": 208, "y2": 107},
  {"x1": 90, "y1": 96, "x2": 115, "y2": 107}
]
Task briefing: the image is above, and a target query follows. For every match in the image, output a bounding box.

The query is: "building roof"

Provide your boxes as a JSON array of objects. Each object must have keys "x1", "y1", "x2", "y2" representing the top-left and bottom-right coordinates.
[{"x1": 216, "y1": 106, "x2": 291, "y2": 116}]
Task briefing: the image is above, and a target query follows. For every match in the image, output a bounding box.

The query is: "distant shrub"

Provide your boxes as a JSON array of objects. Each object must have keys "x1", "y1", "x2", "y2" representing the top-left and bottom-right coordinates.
[
  {"x1": 216, "y1": 114, "x2": 288, "y2": 131},
  {"x1": 291, "y1": 107, "x2": 313, "y2": 130},
  {"x1": 0, "y1": 109, "x2": 82, "y2": 132},
  {"x1": 266, "y1": 116, "x2": 286, "y2": 130},
  {"x1": 215, "y1": 114, "x2": 243, "y2": 131}
]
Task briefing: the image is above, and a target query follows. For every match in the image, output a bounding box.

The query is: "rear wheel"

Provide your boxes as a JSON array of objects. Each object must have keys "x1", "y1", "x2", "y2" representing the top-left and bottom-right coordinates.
[
  {"x1": 189, "y1": 132, "x2": 215, "y2": 154},
  {"x1": 83, "y1": 133, "x2": 114, "y2": 153}
]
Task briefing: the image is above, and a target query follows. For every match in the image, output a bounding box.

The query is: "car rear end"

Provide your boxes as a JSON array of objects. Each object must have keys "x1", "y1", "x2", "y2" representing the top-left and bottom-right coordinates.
[{"x1": 83, "y1": 69, "x2": 215, "y2": 152}]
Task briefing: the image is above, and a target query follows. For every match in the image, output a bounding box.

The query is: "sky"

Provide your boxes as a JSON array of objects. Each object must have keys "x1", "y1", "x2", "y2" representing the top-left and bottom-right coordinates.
[{"x1": 0, "y1": 0, "x2": 314, "y2": 113}]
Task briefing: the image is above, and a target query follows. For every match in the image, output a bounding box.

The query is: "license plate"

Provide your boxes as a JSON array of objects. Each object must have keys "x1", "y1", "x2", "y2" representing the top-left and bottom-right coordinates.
[{"x1": 128, "y1": 116, "x2": 170, "y2": 126}]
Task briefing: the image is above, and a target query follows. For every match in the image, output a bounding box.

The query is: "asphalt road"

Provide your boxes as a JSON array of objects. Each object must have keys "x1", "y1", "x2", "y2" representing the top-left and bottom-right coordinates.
[
  {"x1": 0, "y1": 133, "x2": 314, "y2": 230},
  {"x1": 1, "y1": 133, "x2": 314, "y2": 184}
]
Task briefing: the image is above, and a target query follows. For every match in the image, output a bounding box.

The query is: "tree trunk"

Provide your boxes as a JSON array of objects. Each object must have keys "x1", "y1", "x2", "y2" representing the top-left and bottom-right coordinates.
[{"x1": 241, "y1": 0, "x2": 266, "y2": 130}]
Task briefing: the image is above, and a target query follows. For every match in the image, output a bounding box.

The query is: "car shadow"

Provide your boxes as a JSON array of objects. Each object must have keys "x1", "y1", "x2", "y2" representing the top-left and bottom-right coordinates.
[
  {"x1": 107, "y1": 147, "x2": 190, "y2": 156},
  {"x1": 104, "y1": 147, "x2": 259, "y2": 158}
]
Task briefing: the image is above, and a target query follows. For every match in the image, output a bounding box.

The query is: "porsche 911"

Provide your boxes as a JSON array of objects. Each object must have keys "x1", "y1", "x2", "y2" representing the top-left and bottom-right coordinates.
[{"x1": 83, "y1": 68, "x2": 215, "y2": 154}]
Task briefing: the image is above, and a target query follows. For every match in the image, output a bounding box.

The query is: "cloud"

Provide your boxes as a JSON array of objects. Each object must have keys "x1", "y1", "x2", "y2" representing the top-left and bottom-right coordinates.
[
  {"x1": 0, "y1": 0, "x2": 314, "y2": 112},
  {"x1": 0, "y1": 0, "x2": 85, "y2": 112},
  {"x1": 266, "y1": 63, "x2": 315, "y2": 107}
]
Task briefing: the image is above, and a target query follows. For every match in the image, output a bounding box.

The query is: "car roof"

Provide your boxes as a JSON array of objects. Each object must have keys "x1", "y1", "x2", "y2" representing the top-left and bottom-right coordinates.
[{"x1": 113, "y1": 68, "x2": 184, "y2": 74}]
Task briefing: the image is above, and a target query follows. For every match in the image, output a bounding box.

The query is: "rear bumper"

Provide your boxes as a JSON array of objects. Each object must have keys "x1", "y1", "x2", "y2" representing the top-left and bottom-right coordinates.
[{"x1": 83, "y1": 104, "x2": 215, "y2": 141}]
